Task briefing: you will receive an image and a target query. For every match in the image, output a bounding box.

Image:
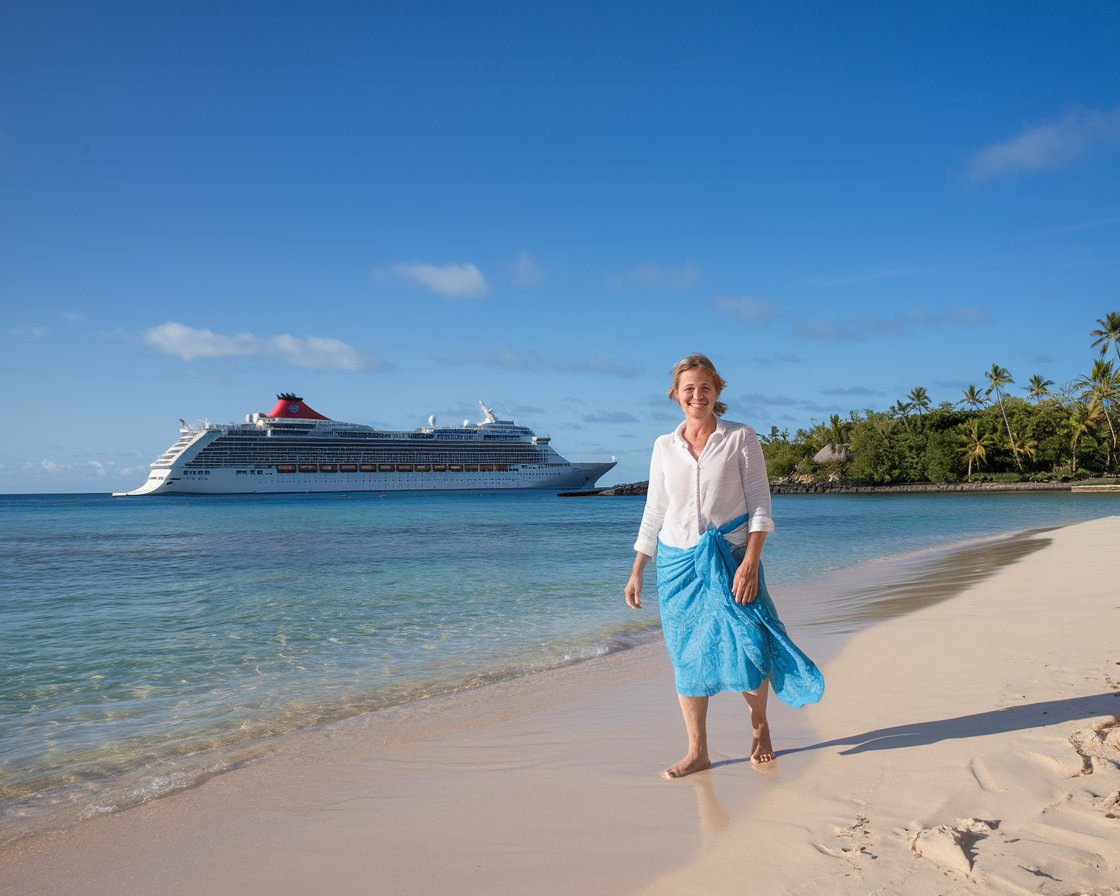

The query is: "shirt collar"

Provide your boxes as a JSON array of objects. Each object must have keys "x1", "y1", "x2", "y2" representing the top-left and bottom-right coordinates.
[{"x1": 672, "y1": 416, "x2": 727, "y2": 449}]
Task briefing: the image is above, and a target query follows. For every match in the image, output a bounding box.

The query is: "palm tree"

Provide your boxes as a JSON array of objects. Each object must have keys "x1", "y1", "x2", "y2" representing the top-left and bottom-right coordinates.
[
  {"x1": 907, "y1": 386, "x2": 931, "y2": 416},
  {"x1": 808, "y1": 413, "x2": 852, "y2": 466},
  {"x1": 803, "y1": 419, "x2": 832, "y2": 454},
  {"x1": 889, "y1": 400, "x2": 913, "y2": 430},
  {"x1": 1063, "y1": 401, "x2": 1104, "y2": 475},
  {"x1": 958, "y1": 385, "x2": 986, "y2": 410},
  {"x1": 958, "y1": 420, "x2": 993, "y2": 477},
  {"x1": 826, "y1": 413, "x2": 851, "y2": 447},
  {"x1": 1025, "y1": 374, "x2": 1053, "y2": 403},
  {"x1": 1090, "y1": 311, "x2": 1120, "y2": 363},
  {"x1": 1011, "y1": 429, "x2": 1039, "y2": 465},
  {"x1": 868, "y1": 412, "x2": 896, "y2": 438},
  {"x1": 984, "y1": 363, "x2": 1022, "y2": 470},
  {"x1": 1072, "y1": 358, "x2": 1120, "y2": 470}
]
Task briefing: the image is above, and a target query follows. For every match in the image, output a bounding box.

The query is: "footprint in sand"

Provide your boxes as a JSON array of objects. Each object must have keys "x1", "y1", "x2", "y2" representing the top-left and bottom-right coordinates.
[
  {"x1": 1097, "y1": 790, "x2": 1120, "y2": 818},
  {"x1": 908, "y1": 817, "x2": 997, "y2": 877},
  {"x1": 813, "y1": 813, "x2": 877, "y2": 861},
  {"x1": 970, "y1": 751, "x2": 1071, "y2": 793},
  {"x1": 1069, "y1": 716, "x2": 1120, "y2": 774}
]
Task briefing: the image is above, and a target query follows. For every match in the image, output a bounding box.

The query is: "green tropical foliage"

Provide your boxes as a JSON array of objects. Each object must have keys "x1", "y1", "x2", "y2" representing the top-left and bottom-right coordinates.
[
  {"x1": 1090, "y1": 312, "x2": 1120, "y2": 362},
  {"x1": 1025, "y1": 374, "x2": 1053, "y2": 402},
  {"x1": 1072, "y1": 359, "x2": 1120, "y2": 469},
  {"x1": 984, "y1": 363, "x2": 1022, "y2": 470},
  {"x1": 958, "y1": 385, "x2": 986, "y2": 409},
  {"x1": 907, "y1": 386, "x2": 931, "y2": 415},
  {"x1": 759, "y1": 311, "x2": 1120, "y2": 484}
]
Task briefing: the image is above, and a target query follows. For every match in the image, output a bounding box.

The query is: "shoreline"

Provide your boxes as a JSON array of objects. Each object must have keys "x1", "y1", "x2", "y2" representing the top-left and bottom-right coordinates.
[
  {"x1": 0, "y1": 524, "x2": 1055, "y2": 852},
  {"x1": 561, "y1": 479, "x2": 1120, "y2": 497},
  {"x1": 6, "y1": 520, "x2": 1117, "y2": 893},
  {"x1": 637, "y1": 515, "x2": 1120, "y2": 894}
]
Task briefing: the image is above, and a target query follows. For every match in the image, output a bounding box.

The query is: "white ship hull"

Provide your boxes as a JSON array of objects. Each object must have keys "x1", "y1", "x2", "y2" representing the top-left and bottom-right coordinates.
[
  {"x1": 117, "y1": 461, "x2": 615, "y2": 496},
  {"x1": 114, "y1": 396, "x2": 616, "y2": 497}
]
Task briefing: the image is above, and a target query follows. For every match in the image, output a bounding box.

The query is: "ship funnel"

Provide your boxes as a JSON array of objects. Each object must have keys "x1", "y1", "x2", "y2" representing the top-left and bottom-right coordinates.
[{"x1": 266, "y1": 393, "x2": 329, "y2": 420}]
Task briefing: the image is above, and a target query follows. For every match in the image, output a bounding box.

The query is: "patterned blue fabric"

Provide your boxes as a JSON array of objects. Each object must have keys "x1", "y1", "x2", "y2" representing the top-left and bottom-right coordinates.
[{"x1": 656, "y1": 514, "x2": 825, "y2": 707}]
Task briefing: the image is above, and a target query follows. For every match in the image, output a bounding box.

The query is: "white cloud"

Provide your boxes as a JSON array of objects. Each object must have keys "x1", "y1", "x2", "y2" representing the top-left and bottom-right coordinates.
[
  {"x1": 793, "y1": 307, "x2": 990, "y2": 342},
  {"x1": 737, "y1": 391, "x2": 802, "y2": 408},
  {"x1": 612, "y1": 262, "x2": 701, "y2": 290},
  {"x1": 583, "y1": 412, "x2": 641, "y2": 424},
  {"x1": 388, "y1": 262, "x2": 490, "y2": 298},
  {"x1": 857, "y1": 308, "x2": 937, "y2": 334},
  {"x1": 716, "y1": 297, "x2": 780, "y2": 323},
  {"x1": 449, "y1": 348, "x2": 641, "y2": 378},
  {"x1": 142, "y1": 322, "x2": 382, "y2": 371},
  {"x1": 858, "y1": 307, "x2": 991, "y2": 333},
  {"x1": 8, "y1": 326, "x2": 49, "y2": 338},
  {"x1": 968, "y1": 106, "x2": 1120, "y2": 181},
  {"x1": 756, "y1": 352, "x2": 804, "y2": 365},
  {"x1": 28, "y1": 456, "x2": 146, "y2": 482},
  {"x1": 511, "y1": 252, "x2": 543, "y2": 286},
  {"x1": 806, "y1": 266, "x2": 939, "y2": 287},
  {"x1": 550, "y1": 356, "x2": 641, "y2": 378},
  {"x1": 1038, "y1": 215, "x2": 1120, "y2": 237},
  {"x1": 822, "y1": 385, "x2": 885, "y2": 397},
  {"x1": 944, "y1": 307, "x2": 992, "y2": 326},
  {"x1": 793, "y1": 319, "x2": 866, "y2": 342}
]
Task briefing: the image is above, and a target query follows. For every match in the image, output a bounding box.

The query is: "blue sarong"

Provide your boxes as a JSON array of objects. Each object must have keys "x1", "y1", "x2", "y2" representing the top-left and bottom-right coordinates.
[{"x1": 656, "y1": 514, "x2": 825, "y2": 708}]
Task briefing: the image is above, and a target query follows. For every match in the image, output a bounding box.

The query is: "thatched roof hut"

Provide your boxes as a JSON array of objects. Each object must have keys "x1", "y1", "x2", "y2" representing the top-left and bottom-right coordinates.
[{"x1": 812, "y1": 444, "x2": 850, "y2": 465}]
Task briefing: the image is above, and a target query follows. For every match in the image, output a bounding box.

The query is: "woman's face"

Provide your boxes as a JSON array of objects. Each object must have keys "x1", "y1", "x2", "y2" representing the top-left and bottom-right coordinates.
[{"x1": 675, "y1": 368, "x2": 719, "y2": 422}]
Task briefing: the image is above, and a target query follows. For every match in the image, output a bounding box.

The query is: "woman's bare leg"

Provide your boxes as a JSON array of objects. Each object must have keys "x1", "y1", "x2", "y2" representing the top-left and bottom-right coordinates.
[
  {"x1": 662, "y1": 694, "x2": 712, "y2": 779},
  {"x1": 743, "y1": 681, "x2": 774, "y2": 764}
]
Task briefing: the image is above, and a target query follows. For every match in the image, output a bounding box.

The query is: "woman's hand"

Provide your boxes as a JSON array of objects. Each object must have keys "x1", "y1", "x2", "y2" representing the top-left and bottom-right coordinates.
[
  {"x1": 625, "y1": 572, "x2": 642, "y2": 609},
  {"x1": 626, "y1": 552, "x2": 651, "y2": 609},
  {"x1": 732, "y1": 531, "x2": 767, "y2": 604},
  {"x1": 731, "y1": 559, "x2": 760, "y2": 604}
]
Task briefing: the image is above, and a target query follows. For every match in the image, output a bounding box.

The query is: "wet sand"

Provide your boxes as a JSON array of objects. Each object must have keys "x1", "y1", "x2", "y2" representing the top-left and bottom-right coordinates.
[
  {"x1": 2, "y1": 518, "x2": 1118, "y2": 895},
  {"x1": 637, "y1": 516, "x2": 1120, "y2": 895}
]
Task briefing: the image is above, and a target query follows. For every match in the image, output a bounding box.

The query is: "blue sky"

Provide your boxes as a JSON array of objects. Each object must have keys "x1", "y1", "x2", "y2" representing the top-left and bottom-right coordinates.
[{"x1": 2, "y1": 1, "x2": 1119, "y2": 493}]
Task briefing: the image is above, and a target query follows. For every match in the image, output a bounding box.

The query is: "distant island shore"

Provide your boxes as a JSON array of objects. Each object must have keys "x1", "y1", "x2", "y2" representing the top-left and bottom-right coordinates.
[{"x1": 559, "y1": 478, "x2": 1120, "y2": 497}]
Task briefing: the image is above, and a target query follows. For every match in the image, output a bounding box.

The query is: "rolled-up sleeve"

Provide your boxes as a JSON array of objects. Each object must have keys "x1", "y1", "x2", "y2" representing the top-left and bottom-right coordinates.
[
  {"x1": 739, "y1": 428, "x2": 774, "y2": 534},
  {"x1": 633, "y1": 438, "x2": 668, "y2": 556}
]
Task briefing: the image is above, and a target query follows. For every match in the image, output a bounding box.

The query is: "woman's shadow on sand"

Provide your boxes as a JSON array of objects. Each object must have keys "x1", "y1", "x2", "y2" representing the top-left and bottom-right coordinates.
[{"x1": 781, "y1": 691, "x2": 1120, "y2": 757}]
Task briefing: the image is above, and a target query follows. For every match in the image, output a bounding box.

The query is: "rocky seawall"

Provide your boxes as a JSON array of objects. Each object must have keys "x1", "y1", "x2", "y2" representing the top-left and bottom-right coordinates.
[
  {"x1": 768, "y1": 480, "x2": 1075, "y2": 494},
  {"x1": 559, "y1": 480, "x2": 1097, "y2": 497},
  {"x1": 557, "y1": 481, "x2": 650, "y2": 497}
]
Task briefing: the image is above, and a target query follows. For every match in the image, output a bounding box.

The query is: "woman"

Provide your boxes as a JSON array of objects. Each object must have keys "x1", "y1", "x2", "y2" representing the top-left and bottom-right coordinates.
[{"x1": 625, "y1": 353, "x2": 823, "y2": 779}]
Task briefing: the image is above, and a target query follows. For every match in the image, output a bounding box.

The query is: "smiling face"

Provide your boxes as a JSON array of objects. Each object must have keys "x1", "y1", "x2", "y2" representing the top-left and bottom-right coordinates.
[{"x1": 674, "y1": 368, "x2": 720, "y2": 423}]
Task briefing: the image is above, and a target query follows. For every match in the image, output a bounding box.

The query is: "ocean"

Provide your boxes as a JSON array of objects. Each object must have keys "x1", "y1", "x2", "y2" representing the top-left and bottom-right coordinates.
[{"x1": 1, "y1": 488, "x2": 1117, "y2": 842}]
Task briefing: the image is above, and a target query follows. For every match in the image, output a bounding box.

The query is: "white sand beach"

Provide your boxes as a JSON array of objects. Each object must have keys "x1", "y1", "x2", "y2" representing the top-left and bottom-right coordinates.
[
  {"x1": 2, "y1": 517, "x2": 1118, "y2": 895},
  {"x1": 637, "y1": 515, "x2": 1120, "y2": 895}
]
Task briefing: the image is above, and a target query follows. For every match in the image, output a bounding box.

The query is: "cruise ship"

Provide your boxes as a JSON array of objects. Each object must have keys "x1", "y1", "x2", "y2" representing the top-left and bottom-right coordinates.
[{"x1": 114, "y1": 394, "x2": 617, "y2": 496}]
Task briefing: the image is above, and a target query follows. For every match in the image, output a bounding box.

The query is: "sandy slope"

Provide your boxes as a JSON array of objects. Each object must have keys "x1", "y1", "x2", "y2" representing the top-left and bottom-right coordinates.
[{"x1": 637, "y1": 516, "x2": 1120, "y2": 895}]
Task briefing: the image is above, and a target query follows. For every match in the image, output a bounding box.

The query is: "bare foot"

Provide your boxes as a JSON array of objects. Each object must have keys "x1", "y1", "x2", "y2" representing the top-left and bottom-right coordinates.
[
  {"x1": 661, "y1": 754, "x2": 711, "y2": 779},
  {"x1": 750, "y1": 723, "x2": 776, "y2": 765}
]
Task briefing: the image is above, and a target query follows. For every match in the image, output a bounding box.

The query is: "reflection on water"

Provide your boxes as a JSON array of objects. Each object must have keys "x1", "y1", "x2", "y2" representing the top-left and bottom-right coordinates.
[{"x1": 780, "y1": 530, "x2": 1053, "y2": 637}]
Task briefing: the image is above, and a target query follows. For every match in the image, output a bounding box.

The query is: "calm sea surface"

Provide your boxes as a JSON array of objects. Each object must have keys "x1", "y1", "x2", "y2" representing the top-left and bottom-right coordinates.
[{"x1": 1, "y1": 489, "x2": 1118, "y2": 840}]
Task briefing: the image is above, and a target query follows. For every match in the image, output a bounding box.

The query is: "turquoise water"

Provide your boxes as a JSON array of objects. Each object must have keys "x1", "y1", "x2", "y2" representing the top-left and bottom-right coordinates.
[{"x1": 1, "y1": 489, "x2": 1117, "y2": 839}]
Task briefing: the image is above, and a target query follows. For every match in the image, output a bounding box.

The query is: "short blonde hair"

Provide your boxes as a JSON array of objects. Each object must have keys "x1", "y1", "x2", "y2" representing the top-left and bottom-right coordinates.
[{"x1": 668, "y1": 353, "x2": 728, "y2": 416}]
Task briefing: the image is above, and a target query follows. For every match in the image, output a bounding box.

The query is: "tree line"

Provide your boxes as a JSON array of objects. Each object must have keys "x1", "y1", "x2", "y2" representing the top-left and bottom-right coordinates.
[{"x1": 759, "y1": 311, "x2": 1120, "y2": 484}]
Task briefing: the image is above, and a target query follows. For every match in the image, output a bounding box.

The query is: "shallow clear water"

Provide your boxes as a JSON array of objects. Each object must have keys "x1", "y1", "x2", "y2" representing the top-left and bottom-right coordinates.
[{"x1": 1, "y1": 488, "x2": 1117, "y2": 836}]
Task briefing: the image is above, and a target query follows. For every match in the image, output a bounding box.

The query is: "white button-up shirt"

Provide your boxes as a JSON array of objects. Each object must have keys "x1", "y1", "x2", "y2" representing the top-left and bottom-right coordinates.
[{"x1": 633, "y1": 417, "x2": 774, "y2": 556}]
